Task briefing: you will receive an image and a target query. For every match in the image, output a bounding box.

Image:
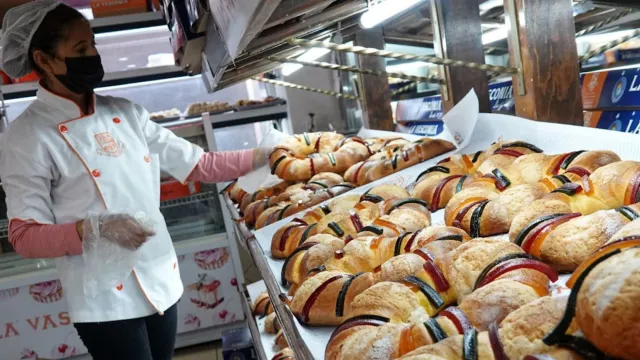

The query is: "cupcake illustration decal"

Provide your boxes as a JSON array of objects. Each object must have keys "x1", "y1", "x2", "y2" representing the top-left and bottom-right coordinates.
[
  {"x1": 187, "y1": 273, "x2": 224, "y2": 309},
  {"x1": 193, "y1": 248, "x2": 230, "y2": 270},
  {"x1": 0, "y1": 286, "x2": 19, "y2": 303},
  {"x1": 29, "y1": 280, "x2": 63, "y2": 303},
  {"x1": 52, "y1": 343, "x2": 76, "y2": 359},
  {"x1": 218, "y1": 309, "x2": 237, "y2": 324},
  {"x1": 183, "y1": 314, "x2": 201, "y2": 332},
  {"x1": 51, "y1": 331, "x2": 78, "y2": 359},
  {"x1": 20, "y1": 349, "x2": 38, "y2": 360}
]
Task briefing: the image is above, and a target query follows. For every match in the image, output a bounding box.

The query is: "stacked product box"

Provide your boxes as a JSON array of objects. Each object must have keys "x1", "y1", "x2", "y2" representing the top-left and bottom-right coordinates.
[
  {"x1": 581, "y1": 66, "x2": 640, "y2": 134},
  {"x1": 395, "y1": 79, "x2": 515, "y2": 136},
  {"x1": 584, "y1": 109, "x2": 640, "y2": 133}
]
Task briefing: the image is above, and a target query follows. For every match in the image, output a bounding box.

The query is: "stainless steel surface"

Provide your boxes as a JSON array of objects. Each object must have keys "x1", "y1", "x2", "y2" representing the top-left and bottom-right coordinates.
[
  {"x1": 243, "y1": 0, "x2": 367, "y2": 58},
  {"x1": 504, "y1": 0, "x2": 526, "y2": 96},
  {"x1": 218, "y1": 19, "x2": 361, "y2": 90},
  {"x1": 241, "y1": 285, "x2": 268, "y2": 360},
  {"x1": 264, "y1": 0, "x2": 338, "y2": 29},
  {"x1": 429, "y1": 0, "x2": 449, "y2": 101},
  {"x1": 209, "y1": 104, "x2": 288, "y2": 124},
  {"x1": 223, "y1": 194, "x2": 314, "y2": 360},
  {"x1": 160, "y1": 117, "x2": 205, "y2": 129}
]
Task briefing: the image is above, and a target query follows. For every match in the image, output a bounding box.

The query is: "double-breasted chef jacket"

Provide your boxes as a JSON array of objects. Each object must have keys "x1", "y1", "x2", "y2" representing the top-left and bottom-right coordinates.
[{"x1": 0, "y1": 85, "x2": 204, "y2": 322}]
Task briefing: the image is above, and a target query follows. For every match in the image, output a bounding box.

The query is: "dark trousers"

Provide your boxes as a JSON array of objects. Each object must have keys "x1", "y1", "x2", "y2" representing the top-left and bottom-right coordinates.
[{"x1": 74, "y1": 303, "x2": 178, "y2": 360}]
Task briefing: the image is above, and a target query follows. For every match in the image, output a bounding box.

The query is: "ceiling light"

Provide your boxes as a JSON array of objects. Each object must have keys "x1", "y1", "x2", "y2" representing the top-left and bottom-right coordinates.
[
  {"x1": 118, "y1": 57, "x2": 129, "y2": 62},
  {"x1": 282, "y1": 41, "x2": 332, "y2": 76},
  {"x1": 479, "y1": 0, "x2": 503, "y2": 15},
  {"x1": 482, "y1": 26, "x2": 509, "y2": 45},
  {"x1": 127, "y1": 64, "x2": 137, "y2": 69},
  {"x1": 360, "y1": 0, "x2": 428, "y2": 29}
]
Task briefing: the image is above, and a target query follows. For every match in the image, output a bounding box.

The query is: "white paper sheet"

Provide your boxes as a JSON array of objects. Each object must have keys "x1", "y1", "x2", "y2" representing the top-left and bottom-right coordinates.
[
  {"x1": 442, "y1": 89, "x2": 480, "y2": 149},
  {"x1": 250, "y1": 97, "x2": 640, "y2": 359}
]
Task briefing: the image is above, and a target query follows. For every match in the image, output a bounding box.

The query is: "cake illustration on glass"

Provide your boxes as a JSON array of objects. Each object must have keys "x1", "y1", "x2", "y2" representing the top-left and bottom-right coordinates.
[
  {"x1": 29, "y1": 280, "x2": 63, "y2": 303},
  {"x1": 0, "y1": 286, "x2": 19, "y2": 303},
  {"x1": 193, "y1": 248, "x2": 230, "y2": 270},
  {"x1": 183, "y1": 314, "x2": 201, "y2": 332},
  {"x1": 52, "y1": 343, "x2": 76, "y2": 359},
  {"x1": 187, "y1": 274, "x2": 224, "y2": 309},
  {"x1": 218, "y1": 309, "x2": 237, "y2": 324},
  {"x1": 20, "y1": 349, "x2": 38, "y2": 360}
]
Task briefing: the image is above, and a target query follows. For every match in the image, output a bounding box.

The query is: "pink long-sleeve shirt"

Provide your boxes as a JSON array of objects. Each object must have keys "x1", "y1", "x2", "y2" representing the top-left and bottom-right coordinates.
[{"x1": 9, "y1": 150, "x2": 254, "y2": 258}]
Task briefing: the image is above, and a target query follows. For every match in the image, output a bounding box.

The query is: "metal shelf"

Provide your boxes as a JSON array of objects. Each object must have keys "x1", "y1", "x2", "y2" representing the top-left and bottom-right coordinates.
[
  {"x1": 222, "y1": 193, "x2": 314, "y2": 360},
  {"x1": 242, "y1": 281, "x2": 269, "y2": 360},
  {"x1": 161, "y1": 104, "x2": 289, "y2": 130},
  {"x1": 160, "y1": 191, "x2": 218, "y2": 209}
]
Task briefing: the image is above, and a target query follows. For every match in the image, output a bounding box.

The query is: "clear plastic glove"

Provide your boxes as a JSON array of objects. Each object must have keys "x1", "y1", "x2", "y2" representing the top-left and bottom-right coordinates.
[
  {"x1": 82, "y1": 213, "x2": 156, "y2": 250},
  {"x1": 252, "y1": 147, "x2": 271, "y2": 169},
  {"x1": 237, "y1": 128, "x2": 289, "y2": 193},
  {"x1": 81, "y1": 212, "x2": 156, "y2": 297}
]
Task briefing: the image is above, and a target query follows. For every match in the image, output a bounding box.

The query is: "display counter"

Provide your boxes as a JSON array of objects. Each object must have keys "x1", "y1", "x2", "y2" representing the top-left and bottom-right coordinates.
[{"x1": 222, "y1": 101, "x2": 640, "y2": 360}]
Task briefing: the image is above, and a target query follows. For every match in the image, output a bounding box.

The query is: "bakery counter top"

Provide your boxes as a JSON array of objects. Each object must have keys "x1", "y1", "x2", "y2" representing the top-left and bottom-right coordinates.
[{"x1": 222, "y1": 111, "x2": 640, "y2": 360}]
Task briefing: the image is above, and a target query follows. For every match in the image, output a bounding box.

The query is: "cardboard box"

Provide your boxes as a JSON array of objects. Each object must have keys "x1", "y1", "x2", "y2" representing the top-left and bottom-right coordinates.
[
  {"x1": 91, "y1": 0, "x2": 148, "y2": 18},
  {"x1": 160, "y1": 179, "x2": 202, "y2": 201},
  {"x1": 584, "y1": 110, "x2": 640, "y2": 134},
  {"x1": 604, "y1": 39, "x2": 640, "y2": 65},
  {"x1": 396, "y1": 120, "x2": 446, "y2": 137},
  {"x1": 13, "y1": 71, "x2": 39, "y2": 84},
  {"x1": 581, "y1": 68, "x2": 640, "y2": 109},
  {"x1": 394, "y1": 79, "x2": 515, "y2": 123}
]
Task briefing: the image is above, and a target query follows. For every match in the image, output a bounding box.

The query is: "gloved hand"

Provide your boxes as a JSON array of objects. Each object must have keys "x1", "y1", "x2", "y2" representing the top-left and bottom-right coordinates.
[
  {"x1": 82, "y1": 213, "x2": 156, "y2": 250},
  {"x1": 252, "y1": 147, "x2": 271, "y2": 169}
]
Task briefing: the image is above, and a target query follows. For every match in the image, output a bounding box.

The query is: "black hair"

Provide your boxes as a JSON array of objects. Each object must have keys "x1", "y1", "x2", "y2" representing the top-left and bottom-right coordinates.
[{"x1": 28, "y1": 4, "x2": 87, "y2": 74}]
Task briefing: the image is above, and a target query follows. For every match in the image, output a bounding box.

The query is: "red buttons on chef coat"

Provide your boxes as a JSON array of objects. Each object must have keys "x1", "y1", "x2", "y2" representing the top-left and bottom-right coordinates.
[
  {"x1": 59, "y1": 125, "x2": 68, "y2": 133},
  {"x1": 113, "y1": 118, "x2": 121, "y2": 124},
  {"x1": 92, "y1": 169, "x2": 101, "y2": 177},
  {"x1": 173, "y1": 262, "x2": 177, "y2": 269},
  {"x1": 144, "y1": 156, "x2": 151, "y2": 163},
  {"x1": 116, "y1": 284, "x2": 123, "y2": 291}
]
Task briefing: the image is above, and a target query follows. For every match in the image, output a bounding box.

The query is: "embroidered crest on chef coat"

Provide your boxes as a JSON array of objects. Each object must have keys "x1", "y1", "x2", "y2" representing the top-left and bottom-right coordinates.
[{"x1": 95, "y1": 132, "x2": 125, "y2": 157}]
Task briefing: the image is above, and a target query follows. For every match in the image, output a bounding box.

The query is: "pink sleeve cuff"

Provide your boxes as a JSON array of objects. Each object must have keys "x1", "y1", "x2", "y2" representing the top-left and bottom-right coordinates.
[
  {"x1": 188, "y1": 149, "x2": 254, "y2": 183},
  {"x1": 9, "y1": 220, "x2": 83, "y2": 259}
]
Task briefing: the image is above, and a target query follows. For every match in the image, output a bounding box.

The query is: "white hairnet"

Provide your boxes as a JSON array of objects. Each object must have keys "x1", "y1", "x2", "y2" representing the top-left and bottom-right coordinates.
[{"x1": 0, "y1": 0, "x2": 62, "y2": 79}]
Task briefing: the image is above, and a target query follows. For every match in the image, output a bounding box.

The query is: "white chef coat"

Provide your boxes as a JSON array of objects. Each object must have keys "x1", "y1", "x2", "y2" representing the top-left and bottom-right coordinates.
[{"x1": 0, "y1": 85, "x2": 204, "y2": 322}]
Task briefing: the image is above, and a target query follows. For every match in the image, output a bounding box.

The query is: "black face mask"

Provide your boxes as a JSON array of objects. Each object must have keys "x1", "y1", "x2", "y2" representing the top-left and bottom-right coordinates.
[{"x1": 55, "y1": 55, "x2": 105, "y2": 94}]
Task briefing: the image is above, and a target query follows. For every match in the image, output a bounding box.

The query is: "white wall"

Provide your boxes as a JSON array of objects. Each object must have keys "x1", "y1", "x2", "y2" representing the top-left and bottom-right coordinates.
[{"x1": 282, "y1": 54, "x2": 345, "y2": 134}]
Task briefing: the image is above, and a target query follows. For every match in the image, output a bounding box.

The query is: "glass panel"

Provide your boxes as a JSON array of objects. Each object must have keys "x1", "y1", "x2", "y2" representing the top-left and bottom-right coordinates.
[
  {"x1": 95, "y1": 26, "x2": 175, "y2": 73},
  {"x1": 160, "y1": 183, "x2": 225, "y2": 242}
]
